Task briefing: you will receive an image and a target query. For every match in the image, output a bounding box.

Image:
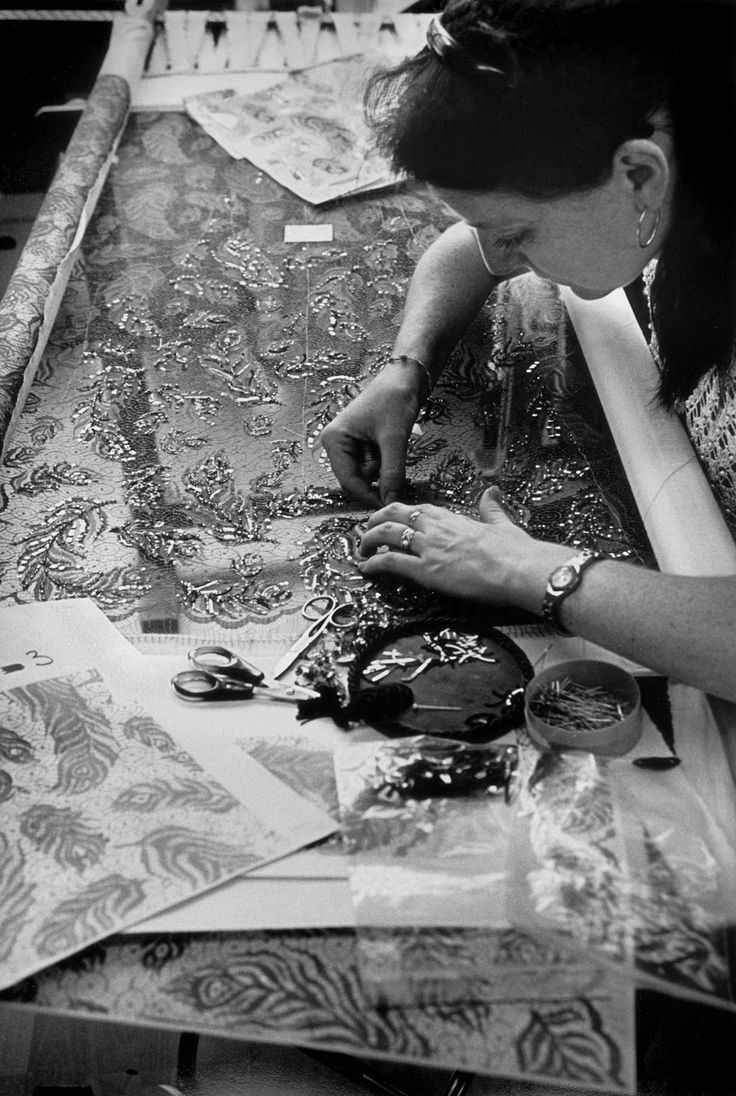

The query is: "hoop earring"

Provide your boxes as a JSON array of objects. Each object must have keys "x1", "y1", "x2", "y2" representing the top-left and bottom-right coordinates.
[{"x1": 637, "y1": 207, "x2": 661, "y2": 249}]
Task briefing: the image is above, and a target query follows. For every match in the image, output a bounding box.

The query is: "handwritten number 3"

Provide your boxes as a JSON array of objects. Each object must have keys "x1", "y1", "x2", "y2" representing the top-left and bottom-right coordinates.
[{"x1": 26, "y1": 650, "x2": 54, "y2": 667}]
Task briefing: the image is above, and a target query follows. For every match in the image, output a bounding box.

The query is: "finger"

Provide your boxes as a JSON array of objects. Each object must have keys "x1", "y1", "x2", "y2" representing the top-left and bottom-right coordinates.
[
  {"x1": 322, "y1": 436, "x2": 380, "y2": 506},
  {"x1": 338, "y1": 474, "x2": 380, "y2": 507},
  {"x1": 358, "y1": 551, "x2": 424, "y2": 580},
  {"x1": 377, "y1": 433, "x2": 409, "y2": 504},
  {"x1": 479, "y1": 486, "x2": 512, "y2": 524},
  {"x1": 405, "y1": 505, "x2": 425, "y2": 530},
  {"x1": 364, "y1": 502, "x2": 409, "y2": 531},
  {"x1": 360, "y1": 522, "x2": 422, "y2": 557},
  {"x1": 358, "y1": 441, "x2": 380, "y2": 486}
]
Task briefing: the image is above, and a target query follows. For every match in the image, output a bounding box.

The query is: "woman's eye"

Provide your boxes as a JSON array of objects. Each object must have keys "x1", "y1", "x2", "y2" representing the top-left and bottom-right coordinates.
[{"x1": 494, "y1": 233, "x2": 525, "y2": 251}]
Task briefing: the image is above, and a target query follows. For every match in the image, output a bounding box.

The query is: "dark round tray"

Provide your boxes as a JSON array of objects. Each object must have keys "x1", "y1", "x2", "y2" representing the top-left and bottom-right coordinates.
[{"x1": 348, "y1": 617, "x2": 533, "y2": 742}]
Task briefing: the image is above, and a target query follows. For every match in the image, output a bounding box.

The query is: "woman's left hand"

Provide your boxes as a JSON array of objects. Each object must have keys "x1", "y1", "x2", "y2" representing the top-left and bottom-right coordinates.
[{"x1": 358, "y1": 488, "x2": 568, "y2": 610}]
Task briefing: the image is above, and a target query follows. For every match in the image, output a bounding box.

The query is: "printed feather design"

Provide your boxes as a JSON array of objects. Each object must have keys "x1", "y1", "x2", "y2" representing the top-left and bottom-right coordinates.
[
  {"x1": 20, "y1": 804, "x2": 107, "y2": 873},
  {"x1": 518, "y1": 999, "x2": 623, "y2": 1087},
  {"x1": 113, "y1": 777, "x2": 239, "y2": 814},
  {"x1": 0, "y1": 834, "x2": 35, "y2": 964},
  {"x1": 122, "y1": 715, "x2": 201, "y2": 769},
  {"x1": 0, "y1": 726, "x2": 34, "y2": 764},
  {"x1": 138, "y1": 826, "x2": 258, "y2": 886},
  {"x1": 34, "y1": 873, "x2": 145, "y2": 957},
  {"x1": 21, "y1": 676, "x2": 119, "y2": 794}
]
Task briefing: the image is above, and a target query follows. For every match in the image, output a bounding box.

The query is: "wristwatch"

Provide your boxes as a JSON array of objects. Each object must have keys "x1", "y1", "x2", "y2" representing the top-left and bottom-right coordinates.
[{"x1": 542, "y1": 549, "x2": 605, "y2": 635}]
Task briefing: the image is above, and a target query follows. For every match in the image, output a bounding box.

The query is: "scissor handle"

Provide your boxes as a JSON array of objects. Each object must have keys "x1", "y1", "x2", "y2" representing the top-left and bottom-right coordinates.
[
  {"x1": 172, "y1": 670, "x2": 254, "y2": 701},
  {"x1": 330, "y1": 602, "x2": 357, "y2": 629},
  {"x1": 301, "y1": 595, "x2": 337, "y2": 622},
  {"x1": 301, "y1": 596, "x2": 355, "y2": 630},
  {"x1": 188, "y1": 645, "x2": 264, "y2": 685}
]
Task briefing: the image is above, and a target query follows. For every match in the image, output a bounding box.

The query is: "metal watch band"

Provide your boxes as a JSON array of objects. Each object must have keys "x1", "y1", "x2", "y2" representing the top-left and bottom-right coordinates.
[{"x1": 542, "y1": 549, "x2": 605, "y2": 636}]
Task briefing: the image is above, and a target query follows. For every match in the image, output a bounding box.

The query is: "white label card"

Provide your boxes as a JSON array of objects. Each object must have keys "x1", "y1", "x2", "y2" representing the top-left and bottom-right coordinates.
[{"x1": 284, "y1": 223, "x2": 334, "y2": 243}]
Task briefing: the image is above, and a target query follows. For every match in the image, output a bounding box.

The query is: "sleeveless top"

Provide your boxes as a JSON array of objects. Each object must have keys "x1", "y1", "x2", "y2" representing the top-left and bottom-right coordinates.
[
  {"x1": 682, "y1": 366, "x2": 736, "y2": 536},
  {"x1": 643, "y1": 261, "x2": 736, "y2": 539}
]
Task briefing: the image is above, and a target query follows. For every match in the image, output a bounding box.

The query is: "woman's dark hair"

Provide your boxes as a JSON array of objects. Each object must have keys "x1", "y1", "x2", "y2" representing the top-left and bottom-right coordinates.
[{"x1": 365, "y1": 0, "x2": 736, "y2": 406}]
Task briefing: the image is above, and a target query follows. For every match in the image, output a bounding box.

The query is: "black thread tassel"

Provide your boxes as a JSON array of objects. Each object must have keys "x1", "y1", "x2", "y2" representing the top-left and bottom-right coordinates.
[
  {"x1": 297, "y1": 682, "x2": 421, "y2": 729},
  {"x1": 296, "y1": 684, "x2": 349, "y2": 727}
]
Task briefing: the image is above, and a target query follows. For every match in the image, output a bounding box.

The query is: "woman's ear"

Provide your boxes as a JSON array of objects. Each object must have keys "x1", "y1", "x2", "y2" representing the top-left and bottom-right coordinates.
[{"x1": 612, "y1": 137, "x2": 672, "y2": 210}]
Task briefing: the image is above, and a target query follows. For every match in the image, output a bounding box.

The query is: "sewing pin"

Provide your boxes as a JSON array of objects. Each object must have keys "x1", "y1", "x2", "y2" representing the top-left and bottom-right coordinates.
[{"x1": 413, "y1": 703, "x2": 463, "y2": 712}]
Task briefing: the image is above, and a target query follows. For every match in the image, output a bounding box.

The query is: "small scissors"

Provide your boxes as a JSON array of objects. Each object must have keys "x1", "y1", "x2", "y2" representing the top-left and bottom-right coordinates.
[
  {"x1": 171, "y1": 645, "x2": 317, "y2": 703},
  {"x1": 272, "y1": 595, "x2": 357, "y2": 679}
]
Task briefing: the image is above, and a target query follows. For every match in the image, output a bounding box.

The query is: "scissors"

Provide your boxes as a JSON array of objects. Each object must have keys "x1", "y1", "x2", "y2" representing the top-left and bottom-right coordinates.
[
  {"x1": 171, "y1": 645, "x2": 317, "y2": 703},
  {"x1": 272, "y1": 595, "x2": 357, "y2": 679}
]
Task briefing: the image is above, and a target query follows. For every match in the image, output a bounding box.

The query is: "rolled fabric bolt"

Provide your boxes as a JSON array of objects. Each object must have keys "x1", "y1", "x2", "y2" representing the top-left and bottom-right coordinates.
[{"x1": 561, "y1": 286, "x2": 736, "y2": 575}]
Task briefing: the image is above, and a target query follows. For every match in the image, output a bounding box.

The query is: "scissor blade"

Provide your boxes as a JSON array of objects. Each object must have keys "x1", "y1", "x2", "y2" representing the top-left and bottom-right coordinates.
[
  {"x1": 255, "y1": 682, "x2": 318, "y2": 702},
  {"x1": 271, "y1": 645, "x2": 303, "y2": 680}
]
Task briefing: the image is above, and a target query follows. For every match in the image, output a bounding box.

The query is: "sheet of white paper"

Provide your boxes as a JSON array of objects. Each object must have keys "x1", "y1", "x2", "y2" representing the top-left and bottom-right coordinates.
[
  {"x1": 284, "y1": 223, "x2": 334, "y2": 243},
  {"x1": 133, "y1": 71, "x2": 287, "y2": 112},
  {"x1": 128, "y1": 876, "x2": 355, "y2": 933},
  {"x1": 0, "y1": 601, "x2": 338, "y2": 984},
  {"x1": 0, "y1": 598, "x2": 145, "y2": 686},
  {"x1": 128, "y1": 653, "x2": 345, "y2": 874},
  {"x1": 184, "y1": 59, "x2": 396, "y2": 204}
]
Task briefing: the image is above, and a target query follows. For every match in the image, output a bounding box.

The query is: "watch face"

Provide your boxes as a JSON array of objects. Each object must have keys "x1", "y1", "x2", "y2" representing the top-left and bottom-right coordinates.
[{"x1": 551, "y1": 564, "x2": 577, "y2": 592}]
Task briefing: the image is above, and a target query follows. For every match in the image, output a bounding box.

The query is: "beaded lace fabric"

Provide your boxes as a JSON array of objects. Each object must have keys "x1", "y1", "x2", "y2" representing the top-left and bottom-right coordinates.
[{"x1": 0, "y1": 112, "x2": 644, "y2": 676}]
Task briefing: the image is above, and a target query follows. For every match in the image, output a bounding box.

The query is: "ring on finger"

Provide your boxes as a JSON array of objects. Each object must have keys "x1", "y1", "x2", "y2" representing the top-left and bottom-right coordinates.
[
  {"x1": 399, "y1": 526, "x2": 416, "y2": 552},
  {"x1": 408, "y1": 508, "x2": 422, "y2": 529}
]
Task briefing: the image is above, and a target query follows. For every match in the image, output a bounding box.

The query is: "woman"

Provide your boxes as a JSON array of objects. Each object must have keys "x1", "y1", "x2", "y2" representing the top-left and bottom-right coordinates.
[{"x1": 319, "y1": 0, "x2": 736, "y2": 703}]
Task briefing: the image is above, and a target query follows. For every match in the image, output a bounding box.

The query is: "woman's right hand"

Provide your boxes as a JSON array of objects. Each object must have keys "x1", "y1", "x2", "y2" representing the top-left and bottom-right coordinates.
[{"x1": 319, "y1": 361, "x2": 426, "y2": 506}]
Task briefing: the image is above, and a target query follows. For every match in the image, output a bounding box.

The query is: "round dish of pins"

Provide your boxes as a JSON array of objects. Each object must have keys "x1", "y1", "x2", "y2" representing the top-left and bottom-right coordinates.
[
  {"x1": 524, "y1": 658, "x2": 642, "y2": 756},
  {"x1": 348, "y1": 618, "x2": 533, "y2": 741}
]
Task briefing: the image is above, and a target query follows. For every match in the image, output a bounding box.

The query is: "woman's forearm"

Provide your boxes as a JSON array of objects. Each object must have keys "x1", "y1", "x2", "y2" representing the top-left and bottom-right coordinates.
[
  {"x1": 393, "y1": 221, "x2": 500, "y2": 384},
  {"x1": 360, "y1": 495, "x2": 736, "y2": 704},
  {"x1": 511, "y1": 550, "x2": 736, "y2": 702},
  {"x1": 319, "y1": 224, "x2": 498, "y2": 503}
]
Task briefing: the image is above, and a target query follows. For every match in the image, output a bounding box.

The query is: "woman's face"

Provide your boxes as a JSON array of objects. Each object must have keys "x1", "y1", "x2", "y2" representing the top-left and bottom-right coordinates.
[{"x1": 433, "y1": 177, "x2": 660, "y2": 299}]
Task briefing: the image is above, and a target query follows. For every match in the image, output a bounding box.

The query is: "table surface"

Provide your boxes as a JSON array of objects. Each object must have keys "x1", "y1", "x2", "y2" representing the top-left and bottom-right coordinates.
[{"x1": 0, "y1": 103, "x2": 734, "y2": 1096}]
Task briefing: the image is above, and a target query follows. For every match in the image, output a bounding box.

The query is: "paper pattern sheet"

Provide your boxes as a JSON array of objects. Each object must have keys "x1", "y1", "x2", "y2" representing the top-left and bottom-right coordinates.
[
  {"x1": 0, "y1": 600, "x2": 338, "y2": 985},
  {"x1": 0, "y1": 666, "x2": 301, "y2": 990},
  {"x1": 185, "y1": 58, "x2": 396, "y2": 203},
  {"x1": 2, "y1": 928, "x2": 636, "y2": 1094},
  {"x1": 119, "y1": 653, "x2": 345, "y2": 883}
]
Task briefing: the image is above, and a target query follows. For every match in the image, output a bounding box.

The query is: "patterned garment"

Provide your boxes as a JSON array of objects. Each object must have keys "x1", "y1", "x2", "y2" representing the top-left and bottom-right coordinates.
[
  {"x1": 641, "y1": 260, "x2": 736, "y2": 540},
  {"x1": 684, "y1": 364, "x2": 736, "y2": 537}
]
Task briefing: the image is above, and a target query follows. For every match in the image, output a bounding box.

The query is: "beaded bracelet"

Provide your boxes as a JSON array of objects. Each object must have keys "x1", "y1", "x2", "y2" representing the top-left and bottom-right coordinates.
[{"x1": 387, "y1": 354, "x2": 433, "y2": 398}]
